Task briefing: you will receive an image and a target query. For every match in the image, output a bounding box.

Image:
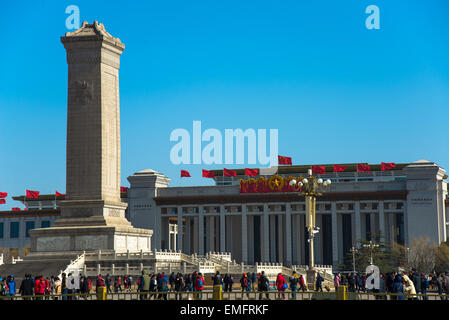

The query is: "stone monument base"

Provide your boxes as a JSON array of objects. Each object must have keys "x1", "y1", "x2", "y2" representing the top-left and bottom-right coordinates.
[{"x1": 30, "y1": 225, "x2": 153, "y2": 253}]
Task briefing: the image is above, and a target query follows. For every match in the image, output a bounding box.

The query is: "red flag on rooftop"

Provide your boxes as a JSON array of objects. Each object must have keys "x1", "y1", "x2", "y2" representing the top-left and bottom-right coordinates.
[
  {"x1": 120, "y1": 186, "x2": 128, "y2": 192},
  {"x1": 278, "y1": 155, "x2": 292, "y2": 165},
  {"x1": 0, "y1": 192, "x2": 7, "y2": 198},
  {"x1": 202, "y1": 169, "x2": 215, "y2": 179},
  {"x1": 181, "y1": 170, "x2": 191, "y2": 177},
  {"x1": 26, "y1": 190, "x2": 39, "y2": 199},
  {"x1": 357, "y1": 164, "x2": 370, "y2": 173},
  {"x1": 333, "y1": 165, "x2": 346, "y2": 172},
  {"x1": 312, "y1": 165, "x2": 326, "y2": 175},
  {"x1": 11, "y1": 207, "x2": 20, "y2": 211},
  {"x1": 245, "y1": 168, "x2": 258, "y2": 176},
  {"x1": 223, "y1": 168, "x2": 237, "y2": 177},
  {"x1": 381, "y1": 162, "x2": 396, "y2": 171},
  {"x1": 55, "y1": 191, "x2": 66, "y2": 198},
  {"x1": 0, "y1": 199, "x2": 5, "y2": 204}
]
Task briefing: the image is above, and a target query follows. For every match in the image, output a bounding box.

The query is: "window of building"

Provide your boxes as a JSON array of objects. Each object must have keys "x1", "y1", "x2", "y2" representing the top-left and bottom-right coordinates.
[
  {"x1": 0, "y1": 222, "x2": 3, "y2": 239},
  {"x1": 10, "y1": 222, "x2": 20, "y2": 238},
  {"x1": 41, "y1": 220, "x2": 50, "y2": 228},
  {"x1": 25, "y1": 221, "x2": 35, "y2": 238}
]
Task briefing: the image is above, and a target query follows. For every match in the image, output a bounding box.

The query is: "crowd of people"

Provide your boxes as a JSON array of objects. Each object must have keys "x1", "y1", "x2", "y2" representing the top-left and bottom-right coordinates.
[
  {"x1": 333, "y1": 269, "x2": 449, "y2": 300},
  {"x1": 1, "y1": 268, "x2": 448, "y2": 300},
  {"x1": 0, "y1": 272, "x2": 136, "y2": 299}
]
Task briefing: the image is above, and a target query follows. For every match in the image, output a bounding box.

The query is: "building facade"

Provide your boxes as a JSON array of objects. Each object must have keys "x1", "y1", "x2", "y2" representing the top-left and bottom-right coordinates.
[{"x1": 126, "y1": 160, "x2": 449, "y2": 267}]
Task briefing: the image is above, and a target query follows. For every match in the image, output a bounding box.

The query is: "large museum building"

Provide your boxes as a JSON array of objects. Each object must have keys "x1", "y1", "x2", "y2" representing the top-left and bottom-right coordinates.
[{"x1": 126, "y1": 159, "x2": 448, "y2": 267}]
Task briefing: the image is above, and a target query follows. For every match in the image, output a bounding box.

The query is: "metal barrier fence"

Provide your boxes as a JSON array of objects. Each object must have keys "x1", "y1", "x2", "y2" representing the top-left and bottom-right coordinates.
[{"x1": 1, "y1": 289, "x2": 448, "y2": 301}]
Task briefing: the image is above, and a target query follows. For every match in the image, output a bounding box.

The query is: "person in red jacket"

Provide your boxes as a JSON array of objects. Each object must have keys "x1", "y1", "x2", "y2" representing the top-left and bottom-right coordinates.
[
  {"x1": 34, "y1": 276, "x2": 41, "y2": 300},
  {"x1": 195, "y1": 273, "x2": 205, "y2": 300},
  {"x1": 276, "y1": 273, "x2": 286, "y2": 300}
]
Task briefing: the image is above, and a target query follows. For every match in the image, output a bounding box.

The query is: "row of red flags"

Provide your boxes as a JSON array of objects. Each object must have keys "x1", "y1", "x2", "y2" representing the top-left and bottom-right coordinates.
[{"x1": 180, "y1": 161, "x2": 396, "y2": 178}]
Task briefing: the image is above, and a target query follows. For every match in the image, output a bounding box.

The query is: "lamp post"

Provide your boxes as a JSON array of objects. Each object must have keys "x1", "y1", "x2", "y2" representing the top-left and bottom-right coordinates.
[
  {"x1": 289, "y1": 169, "x2": 331, "y2": 288},
  {"x1": 362, "y1": 240, "x2": 379, "y2": 265},
  {"x1": 406, "y1": 247, "x2": 410, "y2": 268},
  {"x1": 350, "y1": 246, "x2": 357, "y2": 273}
]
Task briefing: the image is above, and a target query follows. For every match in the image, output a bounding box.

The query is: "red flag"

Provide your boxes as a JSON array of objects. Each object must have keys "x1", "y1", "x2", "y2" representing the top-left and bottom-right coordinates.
[
  {"x1": 202, "y1": 169, "x2": 215, "y2": 178},
  {"x1": 11, "y1": 207, "x2": 20, "y2": 211},
  {"x1": 245, "y1": 168, "x2": 258, "y2": 177},
  {"x1": 223, "y1": 168, "x2": 237, "y2": 177},
  {"x1": 180, "y1": 170, "x2": 191, "y2": 177},
  {"x1": 120, "y1": 186, "x2": 128, "y2": 192},
  {"x1": 0, "y1": 199, "x2": 5, "y2": 204},
  {"x1": 381, "y1": 162, "x2": 396, "y2": 171},
  {"x1": 26, "y1": 190, "x2": 40, "y2": 199},
  {"x1": 278, "y1": 155, "x2": 292, "y2": 165},
  {"x1": 55, "y1": 191, "x2": 66, "y2": 198},
  {"x1": 357, "y1": 164, "x2": 370, "y2": 173},
  {"x1": 333, "y1": 165, "x2": 346, "y2": 172},
  {"x1": 312, "y1": 165, "x2": 326, "y2": 175},
  {"x1": 0, "y1": 192, "x2": 7, "y2": 198}
]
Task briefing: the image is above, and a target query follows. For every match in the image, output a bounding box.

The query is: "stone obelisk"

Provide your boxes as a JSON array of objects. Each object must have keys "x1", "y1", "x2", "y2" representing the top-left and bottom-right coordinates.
[{"x1": 30, "y1": 21, "x2": 152, "y2": 253}]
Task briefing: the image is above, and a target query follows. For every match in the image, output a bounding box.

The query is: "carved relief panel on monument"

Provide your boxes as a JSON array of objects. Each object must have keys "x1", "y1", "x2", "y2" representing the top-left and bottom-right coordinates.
[{"x1": 69, "y1": 79, "x2": 94, "y2": 105}]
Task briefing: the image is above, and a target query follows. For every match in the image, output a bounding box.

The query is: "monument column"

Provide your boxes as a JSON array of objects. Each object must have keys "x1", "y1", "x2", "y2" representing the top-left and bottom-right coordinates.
[{"x1": 30, "y1": 21, "x2": 153, "y2": 253}]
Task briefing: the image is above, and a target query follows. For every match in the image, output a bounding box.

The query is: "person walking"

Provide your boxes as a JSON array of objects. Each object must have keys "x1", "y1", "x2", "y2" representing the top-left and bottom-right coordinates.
[
  {"x1": 195, "y1": 273, "x2": 205, "y2": 300},
  {"x1": 240, "y1": 273, "x2": 250, "y2": 298},
  {"x1": 298, "y1": 274, "x2": 306, "y2": 292},
  {"x1": 392, "y1": 274, "x2": 404, "y2": 300},
  {"x1": 402, "y1": 273, "x2": 416, "y2": 300},
  {"x1": 105, "y1": 274, "x2": 112, "y2": 294},
  {"x1": 213, "y1": 271, "x2": 222, "y2": 287},
  {"x1": 53, "y1": 276, "x2": 61, "y2": 300},
  {"x1": 334, "y1": 273, "x2": 340, "y2": 292},
  {"x1": 7, "y1": 275, "x2": 16, "y2": 298},
  {"x1": 275, "y1": 273, "x2": 286, "y2": 300},
  {"x1": 421, "y1": 273, "x2": 429, "y2": 300},
  {"x1": 223, "y1": 274, "x2": 229, "y2": 292},
  {"x1": 159, "y1": 273, "x2": 169, "y2": 300},
  {"x1": 258, "y1": 271, "x2": 269, "y2": 300},
  {"x1": 138, "y1": 270, "x2": 150, "y2": 300},
  {"x1": 175, "y1": 273, "x2": 184, "y2": 300},
  {"x1": 228, "y1": 274, "x2": 234, "y2": 292},
  {"x1": 19, "y1": 274, "x2": 34, "y2": 300},
  {"x1": 251, "y1": 273, "x2": 257, "y2": 291},
  {"x1": 169, "y1": 272, "x2": 176, "y2": 292},
  {"x1": 149, "y1": 274, "x2": 157, "y2": 299},
  {"x1": 410, "y1": 269, "x2": 421, "y2": 300},
  {"x1": 184, "y1": 273, "x2": 192, "y2": 292},
  {"x1": 315, "y1": 273, "x2": 324, "y2": 292},
  {"x1": 289, "y1": 271, "x2": 299, "y2": 299}
]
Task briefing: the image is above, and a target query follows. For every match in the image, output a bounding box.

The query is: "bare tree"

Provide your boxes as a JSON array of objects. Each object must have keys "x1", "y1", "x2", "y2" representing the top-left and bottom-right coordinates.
[
  {"x1": 435, "y1": 241, "x2": 449, "y2": 272},
  {"x1": 407, "y1": 236, "x2": 437, "y2": 273}
]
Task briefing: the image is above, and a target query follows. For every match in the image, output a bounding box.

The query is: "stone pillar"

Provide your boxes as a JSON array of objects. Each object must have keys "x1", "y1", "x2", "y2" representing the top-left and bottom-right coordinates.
[
  {"x1": 263, "y1": 204, "x2": 269, "y2": 262},
  {"x1": 378, "y1": 201, "x2": 385, "y2": 243},
  {"x1": 220, "y1": 205, "x2": 226, "y2": 252},
  {"x1": 331, "y1": 201, "x2": 339, "y2": 266},
  {"x1": 286, "y1": 203, "x2": 292, "y2": 266},
  {"x1": 198, "y1": 205, "x2": 204, "y2": 255},
  {"x1": 241, "y1": 204, "x2": 248, "y2": 264},
  {"x1": 354, "y1": 202, "x2": 361, "y2": 246},
  {"x1": 248, "y1": 215, "x2": 254, "y2": 264},
  {"x1": 185, "y1": 217, "x2": 191, "y2": 254},
  {"x1": 270, "y1": 214, "x2": 276, "y2": 261},
  {"x1": 177, "y1": 206, "x2": 183, "y2": 252}
]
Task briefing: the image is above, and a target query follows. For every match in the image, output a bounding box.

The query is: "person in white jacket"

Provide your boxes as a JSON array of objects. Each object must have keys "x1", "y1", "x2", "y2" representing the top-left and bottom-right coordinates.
[{"x1": 402, "y1": 273, "x2": 416, "y2": 300}]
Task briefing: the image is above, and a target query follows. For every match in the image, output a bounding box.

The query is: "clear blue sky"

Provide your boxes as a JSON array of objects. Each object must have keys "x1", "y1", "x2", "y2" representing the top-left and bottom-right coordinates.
[{"x1": 1, "y1": 0, "x2": 448, "y2": 209}]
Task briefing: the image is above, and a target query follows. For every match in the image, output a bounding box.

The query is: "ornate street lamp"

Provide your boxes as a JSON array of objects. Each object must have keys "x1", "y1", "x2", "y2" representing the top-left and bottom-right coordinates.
[
  {"x1": 289, "y1": 169, "x2": 331, "y2": 288},
  {"x1": 362, "y1": 240, "x2": 379, "y2": 265},
  {"x1": 350, "y1": 246, "x2": 357, "y2": 272}
]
